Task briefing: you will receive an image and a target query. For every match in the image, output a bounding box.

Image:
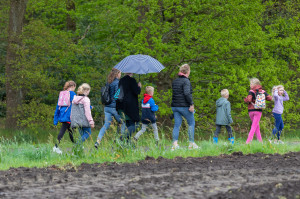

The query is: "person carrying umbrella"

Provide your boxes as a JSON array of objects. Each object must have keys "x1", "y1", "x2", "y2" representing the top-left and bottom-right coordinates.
[
  {"x1": 113, "y1": 54, "x2": 165, "y2": 142},
  {"x1": 116, "y1": 73, "x2": 141, "y2": 141}
]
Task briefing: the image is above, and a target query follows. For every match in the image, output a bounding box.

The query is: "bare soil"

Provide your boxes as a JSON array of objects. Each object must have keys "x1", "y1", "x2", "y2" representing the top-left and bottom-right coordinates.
[{"x1": 1, "y1": 151, "x2": 300, "y2": 199}]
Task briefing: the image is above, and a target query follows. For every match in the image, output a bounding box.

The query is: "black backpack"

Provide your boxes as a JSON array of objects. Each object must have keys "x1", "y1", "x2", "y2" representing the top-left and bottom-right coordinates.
[{"x1": 101, "y1": 83, "x2": 112, "y2": 105}]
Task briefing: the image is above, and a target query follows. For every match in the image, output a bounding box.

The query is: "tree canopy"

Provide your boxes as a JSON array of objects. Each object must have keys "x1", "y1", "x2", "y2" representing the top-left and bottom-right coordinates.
[{"x1": 2, "y1": 0, "x2": 300, "y2": 132}]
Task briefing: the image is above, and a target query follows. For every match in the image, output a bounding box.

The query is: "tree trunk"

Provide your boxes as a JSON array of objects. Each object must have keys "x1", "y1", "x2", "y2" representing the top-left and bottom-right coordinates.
[
  {"x1": 5, "y1": 0, "x2": 27, "y2": 129},
  {"x1": 66, "y1": 0, "x2": 76, "y2": 32}
]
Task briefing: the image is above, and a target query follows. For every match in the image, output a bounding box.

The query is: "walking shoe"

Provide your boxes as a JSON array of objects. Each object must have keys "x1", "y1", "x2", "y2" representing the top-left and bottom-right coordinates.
[
  {"x1": 278, "y1": 140, "x2": 284, "y2": 144},
  {"x1": 188, "y1": 142, "x2": 199, "y2": 150},
  {"x1": 213, "y1": 137, "x2": 218, "y2": 144},
  {"x1": 228, "y1": 137, "x2": 234, "y2": 144},
  {"x1": 53, "y1": 146, "x2": 62, "y2": 154},
  {"x1": 268, "y1": 139, "x2": 272, "y2": 144},
  {"x1": 94, "y1": 141, "x2": 100, "y2": 149},
  {"x1": 171, "y1": 144, "x2": 180, "y2": 151}
]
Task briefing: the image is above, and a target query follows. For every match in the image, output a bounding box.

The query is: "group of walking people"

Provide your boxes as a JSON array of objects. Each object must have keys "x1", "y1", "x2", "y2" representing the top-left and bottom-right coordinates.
[{"x1": 53, "y1": 64, "x2": 289, "y2": 154}]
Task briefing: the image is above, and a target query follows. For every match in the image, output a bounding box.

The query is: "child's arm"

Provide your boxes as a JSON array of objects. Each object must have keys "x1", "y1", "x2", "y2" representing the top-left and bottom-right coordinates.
[
  {"x1": 226, "y1": 101, "x2": 233, "y2": 124},
  {"x1": 53, "y1": 97, "x2": 60, "y2": 125},
  {"x1": 83, "y1": 98, "x2": 95, "y2": 127},
  {"x1": 283, "y1": 91, "x2": 289, "y2": 101},
  {"x1": 244, "y1": 91, "x2": 253, "y2": 103},
  {"x1": 273, "y1": 89, "x2": 279, "y2": 100},
  {"x1": 149, "y1": 98, "x2": 159, "y2": 112}
]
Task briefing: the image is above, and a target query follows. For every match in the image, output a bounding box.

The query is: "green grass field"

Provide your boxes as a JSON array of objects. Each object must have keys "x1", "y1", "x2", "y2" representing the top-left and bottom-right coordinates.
[{"x1": 0, "y1": 127, "x2": 300, "y2": 170}]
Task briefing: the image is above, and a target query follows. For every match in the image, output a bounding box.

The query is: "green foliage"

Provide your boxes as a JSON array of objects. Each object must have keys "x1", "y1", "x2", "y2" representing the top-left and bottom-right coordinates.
[
  {"x1": 1, "y1": 0, "x2": 300, "y2": 132},
  {"x1": 16, "y1": 100, "x2": 54, "y2": 131}
]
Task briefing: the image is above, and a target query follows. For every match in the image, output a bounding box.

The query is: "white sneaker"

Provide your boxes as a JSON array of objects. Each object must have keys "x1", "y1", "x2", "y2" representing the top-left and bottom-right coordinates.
[
  {"x1": 171, "y1": 144, "x2": 180, "y2": 151},
  {"x1": 53, "y1": 146, "x2": 62, "y2": 154},
  {"x1": 268, "y1": 139, "x2": 272, "y2": 144},
  {"x1": 278, "y1": 140, "x2": 284, "y2": 144},
  {"x1": 188, "y1": 142, "x2": 199, "y2": 150}
]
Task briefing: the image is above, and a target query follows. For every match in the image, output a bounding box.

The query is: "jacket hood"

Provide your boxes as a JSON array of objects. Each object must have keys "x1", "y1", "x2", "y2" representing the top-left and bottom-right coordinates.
[
  {"x1": 216, "y1": 97, "x2": 228, "y2": 107},
  {"x1": 72, "y1": 95, "x2": 85, "y2": 104},
  {"x1": 178, "y1": 72, "x2": 189, "y2": 78},
  {"x1": 250, "y1": 85, "x2": 262, "y2": 92},
  {"x1": 143, "y1": 93, "x2": 152, "y2": 103}
]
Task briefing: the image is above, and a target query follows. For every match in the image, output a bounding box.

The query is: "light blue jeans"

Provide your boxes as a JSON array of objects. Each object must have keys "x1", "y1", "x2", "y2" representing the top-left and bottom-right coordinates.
[
  {"x1": 171, "y1": 107, "x2": 195, "y2": 142},
  {"x1": 79, "y1": 127, "x2": 92, "y2": 143},
  {"x1": 97, "y1": 107, "x2": 125, "y2": 141}
]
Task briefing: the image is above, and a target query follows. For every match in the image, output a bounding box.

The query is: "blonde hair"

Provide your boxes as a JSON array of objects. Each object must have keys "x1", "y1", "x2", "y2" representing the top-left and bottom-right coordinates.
[
  {"x1": 272, "y1": 85, "x2": 284, "y2": 94},
  {"x1": 277, "y1": 85, "x2": 284, "y2": 91},
  {"x1": 77, "y1": 83, "x2": 91, "y2": 95},
  {"x1": 145, "y1": 86, "x2": 154, "y2": 94},
  {"x1": 108, "y1": 68, "x2": 121, "y2": 84},
  {"x1": 179, "y1": 64, "x2": 190, "y2": 74},
  {"x1": 221, "y1": 89, "x2": 229, "y2": 97},
  {"x1": 249, "y1": 78, "x2": 261, "y2": 86},
  {"x1": 63, "y1": 80, "x2": 76, "y2": 91}
]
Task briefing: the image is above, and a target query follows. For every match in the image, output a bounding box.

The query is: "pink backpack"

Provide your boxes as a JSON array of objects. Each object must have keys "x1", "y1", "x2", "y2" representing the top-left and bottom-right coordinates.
[{"x1": 58, "y1": 91, "x2": 71, "y2": 107}]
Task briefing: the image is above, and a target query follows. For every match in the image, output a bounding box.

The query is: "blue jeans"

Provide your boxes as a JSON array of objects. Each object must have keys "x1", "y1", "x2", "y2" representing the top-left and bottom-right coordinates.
[
  {"x1": 172, "y1": 107, "x2": 195, "y2": 142},
  {"x1": 97, "y1": 107, "x2": 125, "y2": 141},
  {"x1": 79, "y1": 127, "x2": 92, "y2": 143},
  {"x1": 272, "y1": 112, "x2": 284, "y2": 140}
]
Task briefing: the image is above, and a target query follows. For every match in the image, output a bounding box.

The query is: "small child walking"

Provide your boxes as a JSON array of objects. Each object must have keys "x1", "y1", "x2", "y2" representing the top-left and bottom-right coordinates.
[
  {"x1": 53, "y1": 80, "x2": 76, "y2": 154},
  {"x1": 213, "y1": 89, "x2": 234, "y2": 144},
  {"x1": 270, "y1": 85, "x2": 289, "y2": 144},
  {"x1": 244, "y1": 78, "x2": 272, "y2": 144},
  {"x1": 71, "y1": 83, "x2": 95, "y2": 143},
  {"x1": 133, "y1": 86, "x2": 159, "y2": 144}
]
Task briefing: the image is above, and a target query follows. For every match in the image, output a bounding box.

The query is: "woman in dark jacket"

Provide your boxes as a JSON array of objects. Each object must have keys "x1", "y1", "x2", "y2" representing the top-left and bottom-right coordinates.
[
  {"x1": 171, "y1": 64, "x2": 199, "y2": 151},
  {"x1": 116, "y1": 73, "x2": 141, "y2": 141},
  {"x1": 95, "y1": 69, "x2": 124, "y2": 148}
]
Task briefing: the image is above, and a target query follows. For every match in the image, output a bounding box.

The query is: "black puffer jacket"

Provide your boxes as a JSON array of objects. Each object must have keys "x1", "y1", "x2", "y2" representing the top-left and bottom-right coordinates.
[{"x1": 171, "y1": 75, "x2": 194, "y2": 107}]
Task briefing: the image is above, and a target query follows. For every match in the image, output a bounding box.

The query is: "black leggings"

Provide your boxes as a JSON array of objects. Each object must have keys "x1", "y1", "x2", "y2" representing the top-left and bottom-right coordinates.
[{"x1": 57, "y1": 122, "x2": 74, "y2": 144}]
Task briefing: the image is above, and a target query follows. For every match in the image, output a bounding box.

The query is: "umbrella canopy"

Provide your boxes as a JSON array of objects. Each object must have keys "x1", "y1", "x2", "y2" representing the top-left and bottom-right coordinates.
[{"x1": 113, "y1": 54, "x2": 165, "y2": 74}]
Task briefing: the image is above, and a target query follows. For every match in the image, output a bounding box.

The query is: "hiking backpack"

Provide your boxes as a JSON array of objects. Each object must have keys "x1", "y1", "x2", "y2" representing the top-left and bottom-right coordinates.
[
  {"x1": 101, "y1": 83, "x2": 112, "y2": 105},
  {"x1": 250, "y1": 90, "x2": 266, "y2": 109},
  {"x1": 58, "y1": 91, "x2": 71, "y2": 107}
]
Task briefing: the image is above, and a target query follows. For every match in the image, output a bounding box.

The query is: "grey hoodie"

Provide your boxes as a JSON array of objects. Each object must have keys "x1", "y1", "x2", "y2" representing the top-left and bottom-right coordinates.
[{"x1": 215, "y1": 97, "x2": 233, "y2": 125}]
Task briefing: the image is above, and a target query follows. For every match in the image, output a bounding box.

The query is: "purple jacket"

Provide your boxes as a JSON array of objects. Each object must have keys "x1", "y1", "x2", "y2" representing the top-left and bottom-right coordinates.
[{"x1": 272, "y1": 89, "x2": 289, "y2": 114}]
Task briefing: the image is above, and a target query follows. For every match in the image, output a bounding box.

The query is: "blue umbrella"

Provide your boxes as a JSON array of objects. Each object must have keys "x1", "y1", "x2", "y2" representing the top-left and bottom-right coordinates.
[{"x1": 113, "y1": 54, "x2": 165, "y2": 74}]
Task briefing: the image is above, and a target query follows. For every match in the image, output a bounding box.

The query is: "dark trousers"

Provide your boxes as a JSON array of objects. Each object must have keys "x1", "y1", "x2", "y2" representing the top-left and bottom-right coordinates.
[
  {"x1": 57, "y1": 122, "x2": 74, "y2": 145},
  {"x1": 214, "y1": 125, "x2": 233, "y2": 138}
]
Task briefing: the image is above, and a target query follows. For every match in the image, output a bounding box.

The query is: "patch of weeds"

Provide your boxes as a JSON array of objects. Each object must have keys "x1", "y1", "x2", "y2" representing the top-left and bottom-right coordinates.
[{"x1": 24, "y1": 146, "x2": 50, "y2": 161}]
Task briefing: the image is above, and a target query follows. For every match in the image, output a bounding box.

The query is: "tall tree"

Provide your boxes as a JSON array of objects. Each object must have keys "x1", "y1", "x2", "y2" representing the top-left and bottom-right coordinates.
[
  {"x1": 66, "y1": 0, "x2": 76, "y2": 32},
  {"x1": 5, "y1": 0, "x2": 28, "y2": 129}
]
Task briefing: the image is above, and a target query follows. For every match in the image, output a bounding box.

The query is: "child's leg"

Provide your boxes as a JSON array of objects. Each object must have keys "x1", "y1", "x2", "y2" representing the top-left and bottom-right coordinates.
[
  {"x1": 246, "y1": 111, "x2": 262, "y2": 143},
  {"x1": 225, "y1": 125, "x2": 233, "y2": 138},
  {"x1": 272, "y1": 113, "x2": 281, "y2": 140},
  {"x1": 56, "y1": 122, "x2": 69, "y2": 146},
  {"x1": 151, "y1": 123, "x2": 159, "y2": 141},
  {"x1": 134, "y1": 124, "x2": 147, "y2": 140},
  {"x1": 277, "y1": 114, "x2": 284, "y2": 140},
  {"x1": 254, "y1": 124, "x2": 262, "y2": 142},
  {"x1": 214, "y1": 125, "x2": 222, "y2": 138},
  {"x1": 66, "y1": 124, "x2": 75, "y2": 143},
  {"x1": 80, "y1": 127, "x2": 92, "y2": 143}
]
